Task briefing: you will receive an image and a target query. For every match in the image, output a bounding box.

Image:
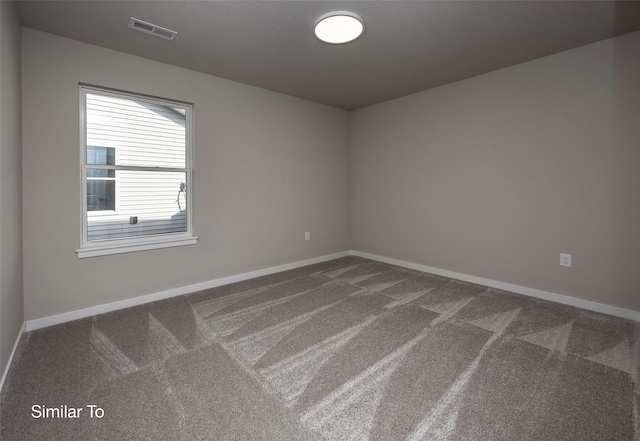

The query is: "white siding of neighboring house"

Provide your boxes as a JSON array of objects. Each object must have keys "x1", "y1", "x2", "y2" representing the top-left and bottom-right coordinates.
[{"x1": 85, "y1": 92, "x2": 187, "y2": 241}]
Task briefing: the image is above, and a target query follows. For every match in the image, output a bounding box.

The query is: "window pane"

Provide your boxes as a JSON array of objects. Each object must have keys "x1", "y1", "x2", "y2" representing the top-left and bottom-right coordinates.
[
  {"x1": 87, "y1": 146, "x2": 115, "y2": 165},
  {"x1": 87, "y1": 171, "x2": 187, "y2": 241},
  {"x1": 86, "y1": 93, "x2": 186, "y2": 168},
  {"x1": 87, "y1": 179, "x2": 115, "y2": 211}
]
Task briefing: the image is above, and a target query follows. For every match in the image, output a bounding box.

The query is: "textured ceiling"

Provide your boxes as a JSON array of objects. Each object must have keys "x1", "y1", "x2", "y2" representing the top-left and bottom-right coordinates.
[{"x1": 15, "y1": 1, "x2": 640, "y2": 110}]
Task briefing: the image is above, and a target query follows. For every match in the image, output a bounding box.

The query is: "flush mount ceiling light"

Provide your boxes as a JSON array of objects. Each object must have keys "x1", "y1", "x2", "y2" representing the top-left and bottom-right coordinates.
[{"x1": 314, "y1": 11, "x2": 364, "y2": 44}]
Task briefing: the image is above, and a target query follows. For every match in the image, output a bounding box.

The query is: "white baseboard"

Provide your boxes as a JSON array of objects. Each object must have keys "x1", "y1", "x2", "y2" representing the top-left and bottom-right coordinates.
[
  {"x1": 351, "y1": 250, "x2": 640, "y2": 322},
  {"x1": 25, "y1": 251, "x2": 351, "y2": 332},
  {"x1": 0, "y1": 321, "x2": 26, "y2": 394},
  {"x1": 23, "y1": 248, "x2": 639, "y2": 332}
]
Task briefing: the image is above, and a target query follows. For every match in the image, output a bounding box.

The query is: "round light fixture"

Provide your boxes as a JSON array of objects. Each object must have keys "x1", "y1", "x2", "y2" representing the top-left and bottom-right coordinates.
[{"x1": 314, "y1": 11, "x2": 364, "y2": 44}]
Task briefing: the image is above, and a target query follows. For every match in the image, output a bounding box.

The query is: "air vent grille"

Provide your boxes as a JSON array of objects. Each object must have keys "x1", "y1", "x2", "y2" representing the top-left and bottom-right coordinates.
[{"x1": 128, "y1": 18, "x2": 178, "y2": 41}]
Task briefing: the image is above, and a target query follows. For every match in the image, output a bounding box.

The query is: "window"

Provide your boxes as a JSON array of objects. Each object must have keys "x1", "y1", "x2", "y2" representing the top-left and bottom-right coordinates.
[{"x1": 77, "y1": 86, "x2": 196, "y2": 258}]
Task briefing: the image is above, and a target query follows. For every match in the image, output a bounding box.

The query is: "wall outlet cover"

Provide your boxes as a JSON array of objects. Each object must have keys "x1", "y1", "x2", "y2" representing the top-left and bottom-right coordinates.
[{"x1": 560, "y1": 253, "x2": 572, "y2": 267}]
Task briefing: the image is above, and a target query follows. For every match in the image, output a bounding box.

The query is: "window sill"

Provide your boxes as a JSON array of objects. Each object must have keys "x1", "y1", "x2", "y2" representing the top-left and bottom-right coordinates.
[{"x1": 76, "y1": 235, "x2": 198, "y2": 258}]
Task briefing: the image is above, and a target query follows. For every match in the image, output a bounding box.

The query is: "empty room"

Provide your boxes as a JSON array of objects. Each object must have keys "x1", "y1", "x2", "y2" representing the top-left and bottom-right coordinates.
[{"x1": 1, "y1": 1, "x2": 639, "y2": 440}]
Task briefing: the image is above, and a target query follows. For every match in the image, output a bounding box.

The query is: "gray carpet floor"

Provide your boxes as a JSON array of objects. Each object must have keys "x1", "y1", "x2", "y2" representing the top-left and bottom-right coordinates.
[{"x1": 1, "y1": 256, "x2": 639, "y2": 440}]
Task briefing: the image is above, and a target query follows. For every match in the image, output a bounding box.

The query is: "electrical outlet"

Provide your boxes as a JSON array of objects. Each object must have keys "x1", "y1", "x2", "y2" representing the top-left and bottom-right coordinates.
[
  {"x1": 560, "y1": 253, "x2": 572, "y2": 267},
  {"x1": 305, "y1": 232, "x2": 310, "y2": 241}
]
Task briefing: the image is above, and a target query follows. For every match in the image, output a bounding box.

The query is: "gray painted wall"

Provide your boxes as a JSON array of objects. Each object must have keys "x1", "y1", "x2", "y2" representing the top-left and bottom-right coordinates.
[
  {"x1": 22, "y1": 28, "x2": 350, "y2": 321},
  {"x1": 0, "y1": 1, "x2": 24, "y2": 376},
  {"x1": 16, "y1": 26, "x2": 640, "y2": 326},
  {"x1": 351, "y1": 31, "x2": 640, "y2": 312}
]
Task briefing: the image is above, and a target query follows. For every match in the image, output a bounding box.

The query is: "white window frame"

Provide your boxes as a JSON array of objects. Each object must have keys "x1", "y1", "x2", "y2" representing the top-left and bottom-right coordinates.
[{"x1": 77, "y1": 85, "x2": 197, "y2": 258}]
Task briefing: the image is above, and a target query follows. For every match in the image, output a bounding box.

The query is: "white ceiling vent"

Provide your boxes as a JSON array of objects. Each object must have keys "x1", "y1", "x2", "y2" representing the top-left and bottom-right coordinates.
[{"x1": 128, "y1": 18, "x2": 178, "y2": 41}]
